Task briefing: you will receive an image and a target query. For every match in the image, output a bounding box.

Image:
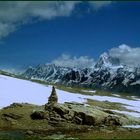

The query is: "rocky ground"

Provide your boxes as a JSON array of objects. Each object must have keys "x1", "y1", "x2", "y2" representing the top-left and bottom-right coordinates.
[
  {"x1": 0, "y1": 101, "x2": 140, "y2": 139},
  {"x1": 0, "y1": 87, "x2": 140, "y2": 139}
]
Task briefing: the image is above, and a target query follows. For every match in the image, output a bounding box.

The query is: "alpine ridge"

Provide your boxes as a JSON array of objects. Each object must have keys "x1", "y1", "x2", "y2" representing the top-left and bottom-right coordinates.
[{"x1": 23, "y1": 52, "x2": 140, "y2": 94}]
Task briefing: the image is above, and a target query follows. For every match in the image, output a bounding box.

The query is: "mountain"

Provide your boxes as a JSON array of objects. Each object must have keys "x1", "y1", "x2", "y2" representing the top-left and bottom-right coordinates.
[
  {"x1": 95, "y1": 52, "x2": 120, "y2": 68},
  {"x1": 23, "y1": 53, "x2": 140, "y2": 94}
]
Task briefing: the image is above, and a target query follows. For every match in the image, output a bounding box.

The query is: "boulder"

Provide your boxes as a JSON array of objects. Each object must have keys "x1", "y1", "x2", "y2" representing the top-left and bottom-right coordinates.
[
  {"x1": 26, "y1": 130, "x2": 34, "y2": 135},
  {"x1": 73, "y1": 116, "x2": 83, "y2": 124},
  {"x1": 73, "y1": 112, "x2": 95, "y2": 125},
  {"x1": 63, "y1": 112, "x2": 74, "y2": 121},
  {"x1": 72, "y1": 111, "x2": 85, "y2": 124},
  {"x1": 49, "y1": 116, "x2": 65, "y2": 122},
  {"x1": 103, "y1": 115, "x2": 122, "y2": 126},
  {"x1": 84, "y1": 114, "x2": 96, "y2": 125},
  {"x1": 30, "y1": 110, "x2": 48, "y2": 120},
  {"x1": 53, "y1": 105, "x2": 69, "y2": 117}
]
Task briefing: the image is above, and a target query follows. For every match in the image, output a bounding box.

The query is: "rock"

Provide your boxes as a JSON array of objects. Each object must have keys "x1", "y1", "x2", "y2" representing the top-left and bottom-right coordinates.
[
  {"x1": 63, "y1": 113, "x2": 74, "y2": 121},
  {"x1": 30, "y1": 110, "x2": 48, "y2": 120},
  {"x1": 2, "y1": 113, "x2": 23, "y2": 120},
  {"x1": 103, "y1": 110, "x2": 115, "y2": 114},
  {"x1": 48, "y1": 86, "x2": 58, "y2": 104},
  {"x1": 11, "y1": 121, "x2": 17, "y2": 125},
  {"x1": 53, "y1": 104, "x2": 69, "y2": 117},
  {"x1": 72, "y1": 111, "x2": 84, "y2": 124},
  {"x1": 26, "y1": 130, "x2": 34, "y2": 135},
  {"x1": 2, "y1": 116, "x2": 13, "y2": 121},
  {"x1": 84, "y1": 114, "x2": 95, "y2": 125},
  {"x1": 48, "y1": 120, "x2": 60, "y2": 125},
  {"x1": 49, "y1": 111, "x2": 61, "y2": 117},
  {"x1": 42, "y1": 88, "x2": 126, "y2": 127},
  {"x1": 49, "y1": 116, "x2": 65, "y2": 122},
  {"x1": 103, "y1": 115, "x2": 122, "y2": 126},
  {"x1": 45, "y1": 86, "x2": 58, "y2": 111},
  {"x1": 73, "y1": 111, "x2": 96, "y2": 125},
  {"x1": 74, "y1": 116, "x2": 83, "y2": 124}
]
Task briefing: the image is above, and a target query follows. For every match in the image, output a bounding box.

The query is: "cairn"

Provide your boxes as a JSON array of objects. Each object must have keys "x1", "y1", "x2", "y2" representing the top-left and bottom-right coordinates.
[
  {"x1": 48, "y1": 86, "x2": 58, "y2": 105},
  {"x1": 44, "y1": 86, "x2": 61, "y2": 124},
  {"x1": 45, "y1": 86, "x2": 58, "y2": 111}
]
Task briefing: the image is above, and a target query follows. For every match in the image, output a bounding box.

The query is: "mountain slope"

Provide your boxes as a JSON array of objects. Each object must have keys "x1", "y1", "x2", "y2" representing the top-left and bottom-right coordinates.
[
  {"x1": 23, "y1": 53, "x2": 140, "y2": 94},
  {"x1": 0, "y1": 74, "x2": 91, "y2": 108},
  {"x1": 1, "y1": 74, "x2": 140, "y2": 119}
]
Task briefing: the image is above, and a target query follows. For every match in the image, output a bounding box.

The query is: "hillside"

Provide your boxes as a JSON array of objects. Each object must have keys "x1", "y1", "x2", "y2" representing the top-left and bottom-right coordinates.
[{"x1": 0, "y1": 74, "x2": 140, "y2": 120}]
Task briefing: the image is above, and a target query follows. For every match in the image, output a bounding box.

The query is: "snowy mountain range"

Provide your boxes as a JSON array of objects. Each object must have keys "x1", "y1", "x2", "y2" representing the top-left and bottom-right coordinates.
[{"x1": 23, "y1": 52, "x2": 140, "y2": 94}]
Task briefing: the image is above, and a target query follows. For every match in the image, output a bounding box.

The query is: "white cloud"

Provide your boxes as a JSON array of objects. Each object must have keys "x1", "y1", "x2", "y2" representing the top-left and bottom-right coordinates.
[
  {"x1": 51, "y1": 54, "x2": 95, "y2": 68},
  {"x1": 0, "y1": 23, "x2": 16, "y2": 38},
  {"x1": 0, "y1": 1, "x2": 112, "y2": 39},
  {"x1": 0, "y1": 1, "x2": 79, "y2": 39},
  {"x1": 89, "y1": 1, "x2": 112, "y2": 10},
  {"x1": 109, "y1": 44, "x2": 140, "y2": 67}
]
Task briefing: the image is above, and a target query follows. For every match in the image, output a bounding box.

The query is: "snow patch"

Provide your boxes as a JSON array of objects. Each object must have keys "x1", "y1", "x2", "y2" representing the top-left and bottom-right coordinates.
[
  {"x1": 131, "y1": 80, "x2": 140, "y2": 85},
  {"x1": 81, "y1": 90, "x2": 96, "y2": 93},
  {"x1": 91, "y1": 95, "x2": 140, "y2": 117},
  {"x1": 111, "y1": 110, "x2": 140, "y2": 118},
  {"x1": 112, "y1": 94, "x2": 121, "y2": 97},
  {"x1": 123, "y1": 125, "x2": 140, "y2": 128},
  {"x1": 0, "y1": 75, "x2": 86, "y2": 107}
]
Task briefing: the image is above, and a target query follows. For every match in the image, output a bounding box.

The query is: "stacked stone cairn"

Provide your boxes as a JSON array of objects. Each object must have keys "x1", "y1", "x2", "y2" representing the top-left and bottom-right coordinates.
[{"x1": 31, "y1": 86, "x2": 122, "y2": 127}]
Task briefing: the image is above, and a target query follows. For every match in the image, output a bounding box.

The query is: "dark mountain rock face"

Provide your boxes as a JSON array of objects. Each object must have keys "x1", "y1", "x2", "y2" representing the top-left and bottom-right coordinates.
[{"x1": 23, "y1": 53, "x2": 140, "y2": 95}]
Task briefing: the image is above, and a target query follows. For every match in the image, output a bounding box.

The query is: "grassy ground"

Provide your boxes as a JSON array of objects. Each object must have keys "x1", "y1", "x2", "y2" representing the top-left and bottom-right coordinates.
[
  {"x1": 0, "y1": 99, "x2": 139, "y2": 139},
  {"x1": 66, "y1": 128, "x2": 140, "y2": 139},
  {"x1": 0, "y1": 104, "x2": 49, "y2": 130},
  {"x1": 0, "y1": 126, "x2": 140, "y2": 139},
  {"x1": 87, "y1": 99, "x2": 132, "y2": 112}
]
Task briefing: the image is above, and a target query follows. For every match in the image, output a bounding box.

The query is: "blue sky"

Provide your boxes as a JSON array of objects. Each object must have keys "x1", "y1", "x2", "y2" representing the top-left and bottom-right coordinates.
[{"x1": 0, "y1": 1, "x2": 140, "y2": 70}]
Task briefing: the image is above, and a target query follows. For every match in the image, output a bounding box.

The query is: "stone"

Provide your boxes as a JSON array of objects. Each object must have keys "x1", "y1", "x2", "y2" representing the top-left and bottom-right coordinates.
[
  {"x1": 2, "y1": 116, "x2": 13, "y2": 121},
  {"x1": 26, "y1": 130, "x2": 34, "y2": 135},
  {"x1": 74, "y1": 111, "x2": 97, "y2": 126},
  {"x1": 43, "y1": 89, "x2": 125, "y2": 127},
  {"x1": 2, "y1": 113, "x2": 23, "y2": 120},
  {"x1": 48, "y1": 120, "x2": 59, "y2": 125},
  {"x1": 48, "y1": 86, "x2": 58, "y2": 105},
  {"x1": 30, "y1": 110, "x2": 48, "y2": 120},
  {"x1": 45, "y1": 86, "x2": 58, "y2": 111},
  {"x1": 103, "y1": 110, "x2": 115, "y2": 114},
  {"x1": 103, "y1": 115, "x2": 122, "y2": 126},
  {"x1": 63, "y1": 113, "x2": 74, "y2": 121},
  {"x1": 84, "y1": 114, "x2": 95, "y2": 125},
  {"x1": 74, "y1": 116, "x2": 83, "y2": 124},
  {"x1": 53, "y1": 104, "x2": 69, "y2": 117},
  {"x1": 11, "y1": 121, "x2": 17, "y2": 125},
  {"x1": 50, "y1": 116, "x2": 64, "y2": 122}
]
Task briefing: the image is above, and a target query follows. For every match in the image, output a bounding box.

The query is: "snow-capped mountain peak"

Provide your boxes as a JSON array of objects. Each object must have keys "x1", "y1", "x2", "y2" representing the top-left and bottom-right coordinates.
[
  {"x1": 23, "y1": 52, "x2": 140, "y2": 94},
  {"x1": 95, "y1": 52, "x2": 112, "y2": 68},
  {"x1": 95, "y1": 52, "x2": 121, "y2": 69}
]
